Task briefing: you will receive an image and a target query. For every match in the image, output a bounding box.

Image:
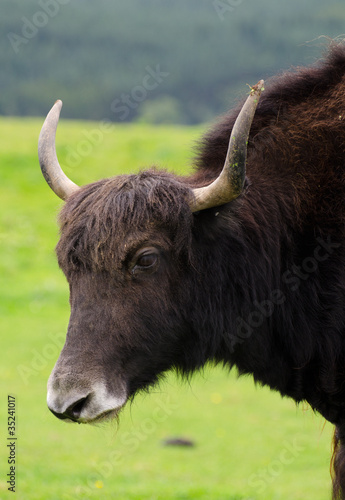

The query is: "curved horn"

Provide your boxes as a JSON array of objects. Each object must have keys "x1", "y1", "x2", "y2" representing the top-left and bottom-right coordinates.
[
  {"x1": 190, "y1": 80, "x2": 264, "y2": 212},
  {"x1": 38, "y1": 100, "x2": 79, "y2": 200}
]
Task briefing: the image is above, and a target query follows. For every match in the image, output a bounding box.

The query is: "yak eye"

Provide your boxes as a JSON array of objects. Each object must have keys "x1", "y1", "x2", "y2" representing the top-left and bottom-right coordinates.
[
  {"x1": 137, "y1": 254, "x2": 157, "y2": 268},
  {"x1": 131, "y1": 248, "x2": 160, "y2": 275}
]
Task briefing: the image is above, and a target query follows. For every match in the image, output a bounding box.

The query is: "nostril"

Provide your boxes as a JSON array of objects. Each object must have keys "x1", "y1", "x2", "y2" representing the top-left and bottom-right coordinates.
[
  {"x1": 65, "y1": 396, "x2": 89, "y2": 421},
  {"x1": 49, "y1": 408, "x2": 69, "y2": 421},
  {"x1": 48, "y1": 395, "x2": 89, "y2": 422}
]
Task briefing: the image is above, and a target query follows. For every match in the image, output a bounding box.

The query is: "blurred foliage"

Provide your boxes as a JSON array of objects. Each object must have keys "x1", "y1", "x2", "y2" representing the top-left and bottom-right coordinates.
[
  {"x1": 1, "y1": 0, "x2": 345, "y2": 123},
  {"x1": 137, "y1": 96, "x2": 186, "y2": 124}
]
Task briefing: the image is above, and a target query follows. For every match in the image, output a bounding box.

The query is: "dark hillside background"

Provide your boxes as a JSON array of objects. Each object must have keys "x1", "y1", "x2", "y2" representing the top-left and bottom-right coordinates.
[{"x1": 1, "y1": 0, "x2": 345, "y2": 123}]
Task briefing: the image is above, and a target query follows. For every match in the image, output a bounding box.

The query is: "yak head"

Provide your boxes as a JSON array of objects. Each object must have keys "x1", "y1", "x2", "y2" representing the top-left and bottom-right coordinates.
[{"x1": 39, "y1": 83, "x2": 263, "y2": 424}]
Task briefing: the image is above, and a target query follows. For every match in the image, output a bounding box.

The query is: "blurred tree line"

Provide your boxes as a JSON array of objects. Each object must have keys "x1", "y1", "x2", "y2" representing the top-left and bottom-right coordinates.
[{"x1": 1, "y1": 0, "x2": 345, "y2": 124}]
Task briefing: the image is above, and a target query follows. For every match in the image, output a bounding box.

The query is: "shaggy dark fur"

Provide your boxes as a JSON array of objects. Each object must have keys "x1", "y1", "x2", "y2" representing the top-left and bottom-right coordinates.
[{"x1": 55, "y1": 44, "x2": 345, "y2": 499}]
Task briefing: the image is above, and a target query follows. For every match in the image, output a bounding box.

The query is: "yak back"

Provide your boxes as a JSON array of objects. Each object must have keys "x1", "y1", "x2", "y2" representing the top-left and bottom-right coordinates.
[{"x1": 191, "y1": 43, "x2": 345, "y2": 235}]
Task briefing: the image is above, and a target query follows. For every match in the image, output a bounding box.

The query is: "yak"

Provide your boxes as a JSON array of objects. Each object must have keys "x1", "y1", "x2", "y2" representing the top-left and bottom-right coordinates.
[{"x1": 39, "y1": 44, "x2": 345, "y2": 499}]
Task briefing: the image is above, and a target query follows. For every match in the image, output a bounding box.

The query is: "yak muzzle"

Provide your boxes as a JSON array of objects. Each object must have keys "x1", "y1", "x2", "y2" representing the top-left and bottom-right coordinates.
[{"x1": 47, "y1": 371, "x2": 128, "y2": 424}]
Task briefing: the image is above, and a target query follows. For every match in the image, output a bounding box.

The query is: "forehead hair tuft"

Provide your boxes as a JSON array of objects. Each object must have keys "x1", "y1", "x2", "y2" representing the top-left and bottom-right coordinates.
[{"x1": 56, "y1": 169, "x2": 194, "y2": 274}]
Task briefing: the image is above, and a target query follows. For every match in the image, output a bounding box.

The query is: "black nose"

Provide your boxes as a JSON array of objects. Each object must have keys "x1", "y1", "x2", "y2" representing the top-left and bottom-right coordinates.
[{"x1": 49, "y1": 396, "x2": 89, "y2": 422}]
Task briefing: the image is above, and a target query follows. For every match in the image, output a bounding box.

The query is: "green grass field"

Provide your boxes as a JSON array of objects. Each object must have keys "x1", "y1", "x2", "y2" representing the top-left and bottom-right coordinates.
[{"x1": 0, "y1": 115, "x2": 335, "y2": 500}]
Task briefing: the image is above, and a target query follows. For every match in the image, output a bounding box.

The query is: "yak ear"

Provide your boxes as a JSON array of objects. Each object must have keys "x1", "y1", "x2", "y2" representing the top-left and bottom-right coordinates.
[
  {"x1": 190, "y1": 80, "x2": 264, "y2": 212},
  {"x1": 38, "y1": 100, "x2": 80, "y2": 200}
]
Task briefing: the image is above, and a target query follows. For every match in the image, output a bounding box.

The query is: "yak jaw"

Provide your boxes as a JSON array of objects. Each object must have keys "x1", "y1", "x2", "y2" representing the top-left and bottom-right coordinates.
[{"x1": 47, "y1": 371, "x2": 128, "y2": 424}]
